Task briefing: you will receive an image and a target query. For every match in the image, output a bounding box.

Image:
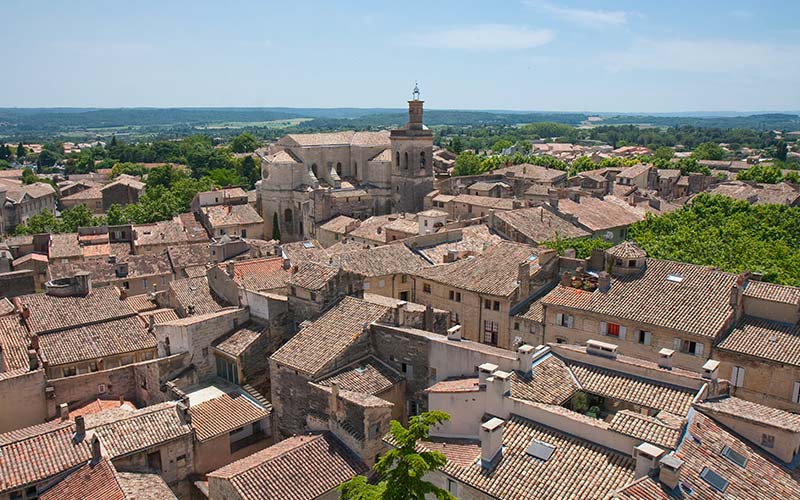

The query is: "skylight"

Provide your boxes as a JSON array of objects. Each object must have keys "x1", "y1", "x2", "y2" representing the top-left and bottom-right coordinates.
[
  {"x1": 302, "y1": 241, "x2": 315, "y2": 249},
  {"x1": 721, "y1": 445, "x2": 748, "y2": 468},
  {"x1": 666, "y1": 274, "x2": 684, "y2": 283},
  {"x1": 525, "y1": 440, "x2": 555, "y2": 461},
  {"x1": 700, "y1": 467, "x2": 729, "y2": 493}
]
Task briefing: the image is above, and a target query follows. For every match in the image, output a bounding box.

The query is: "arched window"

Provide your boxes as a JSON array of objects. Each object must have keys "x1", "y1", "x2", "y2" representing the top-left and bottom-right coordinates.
[
  {"x1": 396, "y1": 152, "x2": 400, "y2": 167},
  {"x1": 336, "y1": 162, "x2": 342, "y2": 176},
  {"x1": 284, "y1": 208, "x2": 293, "y2": 225},
  {"x1": 311, "y1": 163, "x2": 318, "y2": 177},
  {"x1": 420, "y1": 151, "x2": 426, "y2": 168},
  {"x1": 404, "y1": 152, "x2": 408, "y2": 170}
]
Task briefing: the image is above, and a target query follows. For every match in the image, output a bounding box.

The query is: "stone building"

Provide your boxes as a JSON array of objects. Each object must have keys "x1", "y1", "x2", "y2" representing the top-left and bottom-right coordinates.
[
  {"x1": 258, "y1": 91, "x2": 434, "y2": 242},
  {"x1": 101, "y1": 175, "x2": 145, "y2": 211},
  {"x1": 2, "y1": 182, "x2": 57, "y2": 232}
]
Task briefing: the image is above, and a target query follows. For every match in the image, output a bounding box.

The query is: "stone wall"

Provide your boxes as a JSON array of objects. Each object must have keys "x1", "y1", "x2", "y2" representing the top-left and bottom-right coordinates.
[
  {"x1": 0, "y1": 269, "x2": 35, "y2": 298},
  {"x1": 0, "y1": 369, "x2": 47, "y2": 433},
  {"x1": 370, "y1": 325, "x2": 432, "y2": 417}
]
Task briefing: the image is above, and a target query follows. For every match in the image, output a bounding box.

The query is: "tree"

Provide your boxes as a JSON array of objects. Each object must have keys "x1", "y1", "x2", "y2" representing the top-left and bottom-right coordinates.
[
  {"x1": 238, "y1": 155, "x2": 260, "y2": 188},
  {"x1": 14, "y1": 209, "x2": 62, "y2": 235},
  {"x1": 271, "y1": 212, "x2": 281, "y2": 241},
  {"x1": 653, "y1": 146, "x2": 674, "y2": 160},
  {"x1": 452, "y1": 151, "x2": 483, "y2": 176},
  {"x1": 230, "y1": 132, "x2": 260, "y2": 153},
  {"x1": 16, "y1": 142, "x2": 25, "y2": 159},
  {"x1": 691, "y1": 142, "x2": 726, "y2": 161},
  {"x1": 0, "y1": 145, "x2": 10, "y2": 161},
  {"x1": 776, "y1": 140, "x2": 788, "y2": 162},
  {"x1": 569, "y1": 156, "x2": 596, "y2": 176},
  {"x1": 37, "y1": 149, "x2": 60, "y2": 168},
  {"x1": 737, "y1": 164, "x2": 786, "y2": 184},
  {"x1": 491, "y1": 139, "x2": 513, "y2": 153},
  {"x1": 338, "y1": 411, "x2": 455, "y2": 500},
  {"x1": 206, "y1": 168, "x2": 243, "y2": 187},
  {"x1": 449, "y1": 137, "x2": 464, "y2": 154},
  {"x1": 105, "y1": 204, "x2": 129, "y2": 225}
]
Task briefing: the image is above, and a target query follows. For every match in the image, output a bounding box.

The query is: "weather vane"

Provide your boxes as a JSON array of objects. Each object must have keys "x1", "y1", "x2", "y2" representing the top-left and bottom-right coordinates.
[{"x1": 412, "y1": 82, "x2": 420, "y2": 100}]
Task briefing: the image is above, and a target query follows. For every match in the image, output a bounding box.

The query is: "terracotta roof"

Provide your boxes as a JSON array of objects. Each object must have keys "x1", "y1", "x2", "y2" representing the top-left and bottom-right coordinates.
[
  {"x1": 138, "y1": 308, "x2": 180, "y2": 325},
  {"x1": 418, "y1": 224, "x2": 502, "y2": 264},
  {"x1": 133, "y1": 215, "x2": 209, "y2": 248},
  {"x1": 695, "y1": 396, "x2": 800, "y2": 432},
  {"x1": 289, "y1": 261, "x2": 339, "y2": 290},
  {"x1": 202, "y1": 204, "x2": 263, "y2": 227},
  {"x1": 0, "y1": 422, "x2": 92, "y2": 494},
  {"x1": 555, "y1": 195, "x2": 646, "y2": 231},
  {"x1": 223, "y1": 257, "x2": 291, "y2": 291},
  {"x1": 414, "y1": 241, "x2": 543, "y2": 297},
  {"x1": 426, "y1": 377, "x2": 481, "y2": 394},
  {"x1": 716, "y1": 316, "x2": 800, "y2": 366},
  {"x1": 207, "y1": 432, "x2": 368, "y2": 500},
  {"x1": 542, "y1": 259, "x2": 738, "y2": 339},
  {"x1": 280, "y1": 240, "x2": 328, "y2": 264},
  {"x1": 567, "y1": 360, "x2": 696, "y2": 415},
  {"x1": 426, "y1": 414, "x2": 635, "y2": 500},
  {"x1": 49, "y1": 253, "x2": 172, "y2": 285},
  {"x1": 14, "y1": 286, "x2": 136, "y2": 334},
  {"x1": 418, "y1": 209, "x2": 449, "y2": 217},
  {"x1": 69, "y1": 399, "x2": 136, "y2": 419},
  {"x1": 213, "y1": 323, "x2": 266, "y2": 357},
  {"x1": 608, "y1": 410, "x2": 684, "y2": 449},
  {"x1": 468, "y1": 180, "x2": 511, "y2": 191},
  {"x1": 0, "y1": 314, "x2": 31, "y2": 379},
  {"x1": 347, "y1": 214, "x2": 412, "y2": 243},
  {"x1": 40, "y1": 458, "x2": 125, "y2": 500},
  {"x1": 616, "y1": 163, "x2": 651, "y2": 179},
  {"x1": 743, "y1": 280, "x2": 800, "y2": 305},
  {"x1": 332, "y1": 243, "x2": 429, "y2": 278},
  {"x1": 167, "y1": 243, "x2": 213, "y2": 272},
  {"x1": 510, "y1": 355, "x2": 577, "y2": 404},
  {"x1": 369, "y1": 148, "x2": 392, "y2": 162},
  {"x1": 451, "y1": 193, "x2": 517, "y2": 210},
  {"x1": 102, "y1": 176, "x2": 145, "y2": 191},
  {"x1": 189, "y1": 393, "x2": 270, "y2": 442},
  {"x1": 283, "y1": 131, "x2": 356, "y2": 147},
  {"x1": 416, "y1": 438, "x2": 481, "y2": 466},
  {"x1": 268, "y1": 149, "x2": 302, "y2": 164},
  {"x1": 494, "y1": 206, "x2": 590, "y2": 243},
  {"x1": 607, "y1": 241, "x2": 646, "y2": 260},
  {"x1": 494, "y1": 163, "x2": 567, "y2": 182},
  {"x1": 351, "y1": 130, "x2": 391, "y2": 147},
  {"x1": 319, "y1": 215, "x2": 358, "y2": 234},
  {"x1": 270, "y1": 296, "x2": 392, "y2": 376},
  {"x1": 38, "y1": 315, "x2": 156, "y2": 367},
  {"x1": 87, "y1": 402, "x2": 191, "y2": 459},
  {"x1": 383, "y1": 217, "x2": 418, "y2": 235},
  {"x1": 116, "y1": 472, "x2": 177, "y2": 500},
  {"x1": 4, "y1": 182, "x2": 55, "y2": 203},
  {"x1": 316, "y1": 356, "x2": 403, "y2": 395},
  {"x1": 48, "y1": 233, "x2": 83, "y2": 259},
  {"x1": 707, "y1": 180, "x2": 800, "y2": 205},
  {"x1": 514, "y1": 300, "x2": 544, "y2": 323},
  {"x1": 167, "y1": 277, "x2": 229, "y2": 315},
  {"x1": 125, "y1": 294, "x2": 158, "y2": 312}
]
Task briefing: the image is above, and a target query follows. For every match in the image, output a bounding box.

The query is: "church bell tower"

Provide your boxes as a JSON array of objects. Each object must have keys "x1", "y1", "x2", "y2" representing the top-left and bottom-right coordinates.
[{"x1": 389, "y1": 83, "x2": 434, "y2": 213}]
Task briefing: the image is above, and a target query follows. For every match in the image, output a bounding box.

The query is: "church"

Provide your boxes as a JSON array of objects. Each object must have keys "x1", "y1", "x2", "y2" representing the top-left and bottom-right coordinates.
[{"x1": 257, "y1": 87, "x2": 434, "y2": 241}]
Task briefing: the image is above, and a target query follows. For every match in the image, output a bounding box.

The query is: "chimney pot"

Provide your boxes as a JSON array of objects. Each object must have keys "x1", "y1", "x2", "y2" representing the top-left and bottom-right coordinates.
[
  {"x1": 447, "y1": 325, "x2": 462, "y2": 341},
  {"x1": 517, "y1": 344, "x2": 535, "y2": 373},
  {"x1": 658, "y1": 348, "x2": 674, "y2": 370},
  {"x1": 658, "y1": 453, "x2": 684, "y2": 490},
  {"x1": 91, "y1": 435, "x2": 102, "y2": 462},
  {"x1": 478, "y1": 363, "x2": 498, "y2": 386},
  {"x1": 634, "y1": 442, "x2": 665, "y2": 479},
  {"x1": 74, "y1": 415, "x2": 86, "y2": 439},
  {"x1": 28, "y1": 349, "x2": 39, "y2": 371},
  {"x1": 480, "y1": 417, "x2": 505, "y2": 469},
  {"x1": 59, "y1": 402, "x2": 69, "y2": 421}
]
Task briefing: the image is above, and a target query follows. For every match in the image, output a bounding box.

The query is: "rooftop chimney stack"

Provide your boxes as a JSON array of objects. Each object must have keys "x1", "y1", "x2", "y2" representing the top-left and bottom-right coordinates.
[
  {"x1": 74, "y1": 415, "x2": 86, "y2": 441},
  {"x1": 447, "y1": 324, "x2": 462, "y2": 341},
  {"x1": 396, "y1": 301, "x2": 408, "y2": 326},
  {"x1": 227, "y1": 261, "x2": 236, "y2": 278},
  {"x1": 518, "y1": 261, "x2": 531, "y2": 298},
  {"x1": 634, "y1": 442, "x2": 665, "y2": 479},
  {"x1": 27, "y1": 349, "x2": 39, "y2": 371},
  {"x1": 598, "y1": 271, "x2": 611, "y2": 292},
  {"x1": 424, "y1": 304, "x2": 434, "y2": 331},
  {"x1": 478, "y1": 363, "x2": 498, "y2": 387},
  {"x1": 480, "y1": 418, "x2": 505, "y2": 469},
  {"x1": 59, "y1": 403, "x2": 69, "y2": 421},
  {"x1": 148, "y1": 315, "x2": 155, "y2": 332},
  {"x1": 658, "y1": 348, "x2": 674, "y2": 370},
  {"x1": 702, "y1": 359, "x2": 720, "y2": 382},
  {"x1": 91, "y1": 434, "x2": 102, "y2": 462},
  {"x1": 517, "y1": 344, "x2": 535, "y2": 374},
  {"x1": 658, "y1": 454, "x2": 685, "y2": 491},
  {"x1": 560, "y1": 271, "x2": 571, "y2": 287}
]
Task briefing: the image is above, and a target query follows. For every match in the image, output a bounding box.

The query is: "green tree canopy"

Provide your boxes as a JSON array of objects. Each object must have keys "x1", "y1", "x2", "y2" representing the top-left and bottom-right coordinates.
[
  {"x1": 491, "y1": 139, "x2": 513, "y2": 153},
  {"x1": 691, "y1": 142, "x2": 726, "y2": 161},
  {"x1": 271, "y1": 212, "x2": 281, "y2": 241},
  {"x1": 16, "y1": 142, "x2": 26, "y2": 159},
  {"x1": 776, "y1": 140, "x2": 788, "y2": 162},
  {"x1": 453, "y1": 151, "x2": 483, "y2": 176},
  {"x1": 736, "y1": 164, "x2": 786, "y2": 184},
  {"x1": 339, "y1": 411, "x2": 455, "y2": 500},
  {"x1": 448, "y1": 137, "x2": 464, "y2": 154},
  {"x1": 653, "y1": 146, "x2": 674, "y2": 160},
  {"x1": 230, "y1": 132, "x2": 260, "y2": 153}
]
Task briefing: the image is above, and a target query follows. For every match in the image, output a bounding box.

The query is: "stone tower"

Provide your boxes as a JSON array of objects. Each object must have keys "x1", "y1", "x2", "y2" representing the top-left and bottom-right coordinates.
[{"x1": 389, "y1": 84, "x2": 434, "y2": 213}]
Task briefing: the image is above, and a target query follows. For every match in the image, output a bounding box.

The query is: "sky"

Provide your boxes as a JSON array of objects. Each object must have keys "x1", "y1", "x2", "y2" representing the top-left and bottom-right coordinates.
[{"x1": 1, "y1": 0, "x2": 799, "y2": 112}]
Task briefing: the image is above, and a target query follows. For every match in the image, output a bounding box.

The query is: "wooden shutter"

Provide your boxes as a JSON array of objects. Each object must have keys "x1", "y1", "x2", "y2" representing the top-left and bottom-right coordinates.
[
  {"x1": 643, "y1": 331, "x2": 652, "y2": 345},
  {"x1": 731, "y1": 366, "x2": 745, "y2": 387},
  {"x1": 695, "y1": 343, "x2": 704, "y2": 357},
  {"x1": 673, "y1": 338, "x2": 681, "y2": 351},
  {"x1": 619, "y1": 326, "x2": 627, "y2": 340},
  {"x1": 567, "y1": 315, "x2": 574, "y2": 328},
  {"x1": 600, "y1": 322, "x2": 608, "y2": 335},
  {"x1": 556, "y1": 313, "x2": 563, "y2": 326},
  {"x1": 793, "y1": 382, "x2": 800, "y2": 404}
]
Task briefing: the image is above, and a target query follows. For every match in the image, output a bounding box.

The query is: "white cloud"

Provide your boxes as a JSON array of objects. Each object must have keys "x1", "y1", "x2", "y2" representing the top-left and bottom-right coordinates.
[
  {"x1": 407, "y1": 24, "x2": 554, "y2": 51},
  {"x1": 525, "y1": 1, "x2": 631, "y2": 26},
  {"x1": 606, "y1": 38, "x2": 800, "y2": 78}
]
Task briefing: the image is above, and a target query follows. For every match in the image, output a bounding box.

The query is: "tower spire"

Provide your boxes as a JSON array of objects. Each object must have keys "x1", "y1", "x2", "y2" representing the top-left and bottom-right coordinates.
[{"x1": 412, "y1": 82, "x2": 420, "y2": 101}]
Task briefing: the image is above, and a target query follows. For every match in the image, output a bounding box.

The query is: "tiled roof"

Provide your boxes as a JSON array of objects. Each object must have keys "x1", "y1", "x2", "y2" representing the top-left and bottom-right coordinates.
[
  {"x1": 289, "y1": 261, "x2": 339, "y2": 290},
  {"x1": 541, "y1": 258, "x2": 738, "y2": 339},
  {"x1": 426, "y1": 414, "x2": 635, "y2": 500},
  {"x1": 332, "y1": 243, "x2": 430, "y2": 278},
  {"x1": 125, "y1": 294, "x2": 158, "y2": 312},
  {"x1": 426, "y1": 377, "x2": 481, "y2": 394},
  {"x1": 202, "y1": 204, "x2": 263, "y2": 227},
  {"x1": 271, "y1": 296, "x2": 392, "y2": 376},
  {"x1": 468, "y1": 180, "x2": 511, "y2": 191},
  {"x1": 268, "y1": 149, "x2": 301, "y2": 164},
  {"x1": 316, "y1": 356, "x2": 404, "y2": 395},
  {"x1": 383, "y1": 217, "x2": 418, "y2": 235},
  {"x1": 69, "y1": 399, "x2": 136, "y2": 419},
  {"x1": 494, "y1": 206, "x2": 589, "y2": 243},
  {"x1": 208, "y1": 432, "x2": 368, "y2": 500},
  {"x1": 189, "y1": 393, "x2": 270, "y2": 442},
  {"x1": 283, "y1": 131, "x2": 356, "y2": 147},
  {"x1": 347, "y1": 214, "x2": 414, "y2": 243},
  {"x1": 567, "y1": 360, "x2": 696, "y2": 415},
  {"x1": 451, "y1": 193, "x2": 517, "y2": 210},
  {"x1": 418, "y1": 224, "x2": 502, "y2": 264},
  {"x1": 716, "y1": 316, "x2": 800, "y2": 366},
  {"x1": 0, "y1": 314, "x2": 31, "y2": 379},
  {"x1": 743, "y1": 280, "x2": 800, "y2": 305},
  {"x1": 706, "y1": 180, "x2": 800, "y2": 206},
  {"x1": 514, "y1": 300, "x2": 544, "y2": 323},
  {"x1": 510, "y1": 355, "x2": 577, "y2": 405},
  {"x1": 414, "y1": 241, "x2": 542, "y2": 296},
  {"x1": 695, "y1": 396, "x2": 800, "y2": 432},
  {"x1": 329, "y1": 188, "x2": 369, "y2": 199},
  {"x1": 138, "y1": 308, "x2": 180, "y2": 325},
  {"x1": 116, "y1": 472, "x2": 177, "y2": 500},
  {"x1": 616, "y1": 163, "x2": 651, "y2": 179},
  {"x1": 213, "y1": 323, "x2": 266, "y2": 357},
  {"x1": 168, "y1": 277, "x2": 229, "y2": 315},
  {"x1": 369, "y1": 148, "x2": 392, "y2": 162},
  {"x1": 0, "y1": 423, "x2": 92, "y2": 494},
  {"x1": 494, "y1": 163, "x2": 567, "y2": 182},
  {"x1": 38, "y1": 315, "x2": 156, "y2": 367},
  {"x1": 280, "y1": 239, "x2": 329, "y2": 264},
  {"x1": 102, "y1": 176, "x2": 145, "y2": 191},
  {"x1": 133, "y1": 215, "x2": 209, "y2": 248},
  {"x1": 555, "y1": 195, "x2": 646, "y2": 231},
  {"x1": 48, "y1": 233, "x2": 82, "y2": 259},
  {"x1": 608, "y1": 410, "x2": 683, "y2": 449},
  {"x1": 4, "y1": 182, "x2": 55, "y2": 203},
  {"x1": 40, "y1": 458, "x2": 125, "y2": 500},
  {"x1": 607, "y1": 241, "x2": 646, "y2": 260},
  {"x1": 88, "y1": 402, "x2": 191, "y2": 459},
  {"x1": 319, "y1": 215, "x2": 358, "y2": 234},
  {"x1": 167, "y1": 242, "x2": 213, "y2": 272},
  {"x1": 351, "y1": 130, "x2": 391, "y2": 147},
  {"x1": 223, "y1": 257, "x2": 291, "y2": 291},
  {"x1": 60, "y1": 185, "x2": 103, "y2": 201},
  {"x1": 49, "y1": 252, "x2": 172, "y2": 284},
  {"x1": 15, "y1": 286, "x2": 136, "y2": 334}
]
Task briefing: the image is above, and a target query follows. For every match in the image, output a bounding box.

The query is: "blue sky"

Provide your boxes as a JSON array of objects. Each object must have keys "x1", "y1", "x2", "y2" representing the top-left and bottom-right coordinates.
[{"x1": 1, "y1": 0, "x2": 798, "y2": 112}]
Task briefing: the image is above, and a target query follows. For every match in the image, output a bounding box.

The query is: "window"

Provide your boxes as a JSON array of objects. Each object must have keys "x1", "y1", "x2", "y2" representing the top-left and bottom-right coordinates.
[
  {"x1": 607, "y1": 323, "x2": 620, "y2": 337},
  {"x1": 401, "y1": 274, "x2": 408, "y2": 283},
  {"x1": 241, "y1": 228, "x2": 247, "y2": 238},
  {"x1": 310, "y1": 292, "x2": 317, "y2": 301},
  {"x1": 493, "y1": 301, "x2": 500, "y2": 311},
  {"x1": 484, "y1": 299, "x2": 491, "y2": 309},
  {"x1": 720, "y1": 445, "x2": 748, "y2": 468},
  {"x1": 399, "y1": 291, "x2": 409, "y2": 301},
  {"x1": 483, "y1": 320, "x2": 499, "y2": 345},
  {"x1": 423, "y1": 283, "x2": 431, "y2": 294},
  {"x1": 290, "y1": 286, "x2": 296, "y2": 296},
  {"x1": 123, "y1": 281, "x2": 130, "y2": 289},
  {"x1": 447, "y1": 479, "x2": 457, "y2": 495},
  {"x1": 420, "y1": 151, "x2": 426, "y2": 168},
  {"x1": 638, "y1": 330, "x2": 652, "y2": 345},
  {"x1": 456, "y1": 292, "x2": 462, "y2": 302},
  {"x1": 556, "y1": 337, "x2": 567, "y2": 344},
  {"x1": 402, "y1": 363, "x2": 413, "y2": 377},
  {"x1": 89, "y1": 362, "x2": 98, "y2": 372},
  {"x1": 449, "y1": 290, "x2": 455, "y2": 300},
  {"x1": 700, "y1": 467, "x2": 729, "y2": 493},
  {"x1": 556, "y1": 313, "x2": 574, "y2": 328},
  {"x1": 407, "y1": 400, "x2": 420, "y2": 416},
  {"x1": 680, "y1": 340, "x2": 704, "y2": 356},
  {"x1": 121, "y1": 355, "x2": 133, "y2": 365},
  {"x1": 216, "y1": 356, "x2": 240, "y2": 384},
  {"x1": 143, "y1": 278, "x2": 148, "y2": 290},
  {"x1": 62, "y1": 366, "x2": 77, "y2": 377},
  {"x1": 761, "y1": 433, "x2": 775, "y2": 448},
  {"x1": 628, "y1": 260, "x2": 636, "y2": 267},
  {"x1": 600, "y1": 321, "x2": 626, "y2": 339},
  {"x1": 731, "y1": 366, "x2": 745, "y2": 387},
  {"x1": 514, "y1": 322, "x2": 520, "y2": 331}
]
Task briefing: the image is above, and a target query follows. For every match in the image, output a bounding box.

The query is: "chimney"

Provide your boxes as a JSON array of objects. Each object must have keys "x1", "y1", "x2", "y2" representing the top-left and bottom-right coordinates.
[
  {"x1": 548, "y1": 192, "x2": 559, "y2": 210},
  {"x1": 634, "y1": 442, "x2": 665, "y2": 479},
  {"x1": 478, "y1": 363, "x2": 498, "y2": 386},
  {"x1": 227, "y1": 261, "x2": 236, "y2": 278},
  {"x1": 658, "y1": 454, "x2": 684, "y2": 490},
  {"x1": 424, "y1": 304, "x2": 434, "y2": 331},
  {"x1": 517, "y1": 344, "x2": 535, "y2": 374},
  {"x1": 29, "y1": 334, "x2": 39, "y2": 352},
  {"x1": 480, "y1": 418, "x2": 505, "y2": 469},
  {"x1": 396, "y1": 301, "x2": 408, "y2": 326},
  {"x1": 330, "y1": 381, "x2": 341, "y2": 416},
  {"x1": 560, "y1": 271, "x2": 571, "y2": 287},
  {"x1": 282, "y1": 258, "x2": 291, "y2": 270},
  {"x1": 446, "y1": 325, "x2": 462, "y2": 341},
  {"x1": 74, "y1": 271, "x2": 92, "y2": 296},
  {"x1": 119, "y1": 287, "x2": 127, "y2": 300},
  {"x1": 658, "y1": 348, "x2": 674, "y2": 370},
  {"x1": 74, "y1": 415, "x2": 86, "y2": 441},
  {"x1": 59, "y1": 402, "x2": 69, "y2": 421},
  {"x1": 148, "y1": 315, "x2": 155, "y2": 332},
  {"x1": 28, "y1": 349, "x2": 39, "y2": 371},
  {"x1": 178, "y1": 401, "x2": 192, "y2": 424},
  {"x1": 586, "y1": 339, "x2": 618, "y2": 360},
  {"x1": 598, "y1": 271, "x2": 611, "y2": 292},
  {"x1": 518, "y1": 261, "x2": 531, "y2": 298},
  {"x1": 702, "y1": 359, "x2": 720, "y2": 381},
  {"x1": 729, "y1": 285, "x2": 740, "y2": 309},
  {"x1": 91, "y1": 434, "x2": 102, "y2": 462}
]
